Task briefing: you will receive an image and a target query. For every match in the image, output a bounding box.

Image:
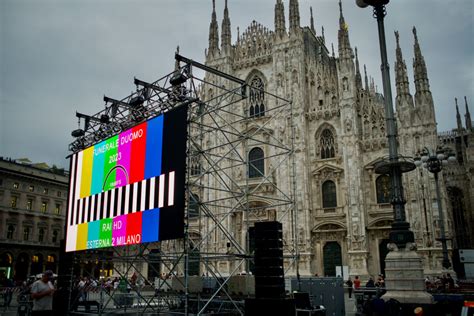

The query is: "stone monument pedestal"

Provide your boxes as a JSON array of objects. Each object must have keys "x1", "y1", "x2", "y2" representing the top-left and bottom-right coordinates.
[{"x1": 382, "y1": 243, "x2": 434, "y2": 304}]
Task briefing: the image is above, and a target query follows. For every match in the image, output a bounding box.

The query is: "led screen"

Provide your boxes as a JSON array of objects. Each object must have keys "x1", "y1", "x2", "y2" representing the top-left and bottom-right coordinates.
[{"x1": 65, "y1": 105, "x2": 188, "y2": 252}]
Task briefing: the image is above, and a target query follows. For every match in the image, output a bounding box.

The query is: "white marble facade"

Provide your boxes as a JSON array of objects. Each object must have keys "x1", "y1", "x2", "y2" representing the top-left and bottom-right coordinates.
[{"x1": 181, "y1": 0, "x2": 473, "y2": 280}]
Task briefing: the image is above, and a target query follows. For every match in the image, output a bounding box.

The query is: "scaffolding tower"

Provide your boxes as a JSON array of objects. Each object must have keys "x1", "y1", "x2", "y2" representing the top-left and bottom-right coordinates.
[{"x1": 66, "y1": 53, "x2": 297, "y2": 315}]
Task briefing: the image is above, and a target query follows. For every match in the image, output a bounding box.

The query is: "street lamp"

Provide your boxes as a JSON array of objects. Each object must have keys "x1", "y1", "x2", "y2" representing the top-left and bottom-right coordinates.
[
  {"x1": 356, "y1": 0, "x2": 435, "y2": 305},
  {"x1": 414, "y1": 147, "x2": 456, "y2": 269},
  {"x1": 356, "y1": 0, "x2": 415, "y2": 248}
]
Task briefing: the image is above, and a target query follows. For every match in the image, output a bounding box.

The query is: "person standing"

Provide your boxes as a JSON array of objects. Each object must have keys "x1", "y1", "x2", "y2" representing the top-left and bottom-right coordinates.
[
  {"x1": 30, "y1": 270, "x2": 55, "y2": 316},
  {"x1": 346, "y1": 277, "x2": 353, "y2": 298},
  {"x1": 366, "y1": 277, "x2": 375, "y2": 288},
  {"x1": 446, "y1": 273, "x2": 455, "y2": 290},
  {"x1": 353, "y1": 275, "x2": 361, "y2": 290}
]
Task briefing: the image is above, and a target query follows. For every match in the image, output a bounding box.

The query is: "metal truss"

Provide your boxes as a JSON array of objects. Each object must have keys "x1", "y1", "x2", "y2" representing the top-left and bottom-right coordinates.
[
  {"x1": 180, "y1": 54, "x2": 298, "y2": 315},
  {"x1": 67, "y1": 53, "x2": 298, "y2": 315}
]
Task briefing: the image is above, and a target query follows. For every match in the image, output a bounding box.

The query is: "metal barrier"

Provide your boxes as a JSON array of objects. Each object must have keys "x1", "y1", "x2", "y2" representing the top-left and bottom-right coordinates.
[{"x1": 290, "y1": 277, "x2": 345, "y2": 316}]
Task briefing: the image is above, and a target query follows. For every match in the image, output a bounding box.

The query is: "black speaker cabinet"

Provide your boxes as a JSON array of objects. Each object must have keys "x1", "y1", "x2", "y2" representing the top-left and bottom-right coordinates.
[
  {"x1": 253, "y1": 221, "x2": 285, "y2": 299},
  {"x1": 245, "y1": 298, "x2": 296, "y2": 316}
]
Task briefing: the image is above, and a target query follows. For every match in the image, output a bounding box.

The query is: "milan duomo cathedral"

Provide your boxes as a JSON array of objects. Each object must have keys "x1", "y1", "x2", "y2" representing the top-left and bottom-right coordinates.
[{"x1": 176, "y1": 0, "x2": 474, "y2": 280}]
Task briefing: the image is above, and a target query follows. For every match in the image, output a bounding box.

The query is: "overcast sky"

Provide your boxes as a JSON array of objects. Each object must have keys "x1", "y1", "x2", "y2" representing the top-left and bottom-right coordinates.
[{"x1": 1, "y1": 0, "x2": 473, "y2": 168}]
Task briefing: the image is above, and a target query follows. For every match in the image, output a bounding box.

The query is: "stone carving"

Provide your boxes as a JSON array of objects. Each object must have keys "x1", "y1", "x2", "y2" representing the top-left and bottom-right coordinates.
[
  {"x1": 352, "y1": 258, "x2": 362, "y2": 269},
  {"x1": 352, "y1": 223, "x2": 360, "y2": 239},
  {"x1": 344, "y1": 118, "x2": 352, "y2": 132},
  {"x1": 387, "y1": 243, "x2": 398, "y2": 252},
  {"x1": 406, "y1": 242, "x2": 417, "y2": 251}
]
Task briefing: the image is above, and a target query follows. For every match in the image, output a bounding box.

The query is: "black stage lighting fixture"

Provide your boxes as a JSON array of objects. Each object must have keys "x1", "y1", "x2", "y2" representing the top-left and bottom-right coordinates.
[
  {"x1": 100, "y1": 114, "x2": 110, "y2": 124},
  {"x1": 356, "y1": 0, "x2": 389, "y2": 7},
  {"x1": 170, "y1": 72, "x2": 188, "y2": 86},
  {"x1": 71, "y1": 129, "x2": 85, "y2": 138},
  {"x1": 129, "y1": 95, "x2": 145, "y2": 107}
]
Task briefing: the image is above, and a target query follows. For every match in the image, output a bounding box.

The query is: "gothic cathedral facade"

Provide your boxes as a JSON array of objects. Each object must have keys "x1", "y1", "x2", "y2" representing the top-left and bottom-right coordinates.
[{"x1": 189, "y1": 0, "x2": 473, "y2": 279}]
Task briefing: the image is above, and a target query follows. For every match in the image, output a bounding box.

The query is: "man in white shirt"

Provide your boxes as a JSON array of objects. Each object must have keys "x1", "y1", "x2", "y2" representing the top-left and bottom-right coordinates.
[{"x1": 30, "y1": 270, "x2": 55, "y2": 316}]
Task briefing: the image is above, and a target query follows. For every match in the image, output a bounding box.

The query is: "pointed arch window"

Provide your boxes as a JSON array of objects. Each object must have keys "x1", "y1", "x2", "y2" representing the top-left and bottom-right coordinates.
[
  {"x1": 322, "y1": 180, "x2": 337, "y2": 208},
  {"x1": 320, "y1": 129, "x2": 335, "y2": 159},
  {"x1": 249, "y1": 76, "x2": 265, "y2": 118},
  {"x1": 376, "y1": 174, "x2": 392, "y2": 204},
  {"x1": 248, "y1": 147, "x2": 264, "y2": 178}
]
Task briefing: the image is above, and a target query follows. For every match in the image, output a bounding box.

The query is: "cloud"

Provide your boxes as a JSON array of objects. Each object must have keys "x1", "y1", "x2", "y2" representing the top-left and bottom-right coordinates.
[{"x1": 1, "y1": 0, "x2": 472, "y2": 168}]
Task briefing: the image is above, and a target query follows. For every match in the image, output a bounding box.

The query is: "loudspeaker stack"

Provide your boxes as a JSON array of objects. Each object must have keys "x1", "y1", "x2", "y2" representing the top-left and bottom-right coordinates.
[
  {"x1": 254, "y1": 221, "x2": 285, "y2": 299},
  {"x1": 245, "y1": 221, "x2": 295, "y2": 316},
  {"x1": 55, "y1": 239, "x2": 78, "y2": 314}
]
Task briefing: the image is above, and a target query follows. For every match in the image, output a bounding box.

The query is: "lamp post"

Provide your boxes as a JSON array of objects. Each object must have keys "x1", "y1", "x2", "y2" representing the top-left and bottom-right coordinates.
[
  {"x1": 414, "y1": 147, "x2": 456, "y2": 269},
  {"x1": 356, "y1": 0, "x2": 415, "y2": 248}
]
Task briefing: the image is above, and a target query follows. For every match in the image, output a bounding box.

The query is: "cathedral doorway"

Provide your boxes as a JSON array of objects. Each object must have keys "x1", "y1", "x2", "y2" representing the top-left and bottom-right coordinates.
[
  {"x1": 323, "y1": 241, "x2": 342, "y2": 276},
  {"x1": 378, "y1": 239, "x2": 390, "y2": 276}
]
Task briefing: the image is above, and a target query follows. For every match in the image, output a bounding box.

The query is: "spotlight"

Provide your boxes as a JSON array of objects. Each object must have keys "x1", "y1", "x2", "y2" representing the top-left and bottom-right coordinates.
[
  {"x1": 356, "y1": 0, "x2": 369, "y2": 8},
  {"x1": 129, "y1": 95, "x2": 145, "y2": 107},
  {"x1": 356, "y1": 0, "x2": 389, "y2": 7},
  {"x1": 170, "y1": 72, "x2": 188, "y2": 86},
  {"x1": 71, "y1": 129, "x2": 85, "y2": 138},
  {"x1": 100, "y1": 114, "x2": 110, "y2": 124}
]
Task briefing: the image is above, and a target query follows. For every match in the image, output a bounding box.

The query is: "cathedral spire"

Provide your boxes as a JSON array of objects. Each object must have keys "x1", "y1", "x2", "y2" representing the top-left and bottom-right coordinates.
[
  {"x1": 394, "y1": 31, "x2": 414, "y2": 118},
  {"x1": 208, "y1": 0, "x2": 219, "y2": 56},
  {"x1": 412, "y1": 27, "x2": 430, "y2": 93},
  {"x1": 456, "y1": 98, "x2": 463, "y2": 131},
  {"x1": 310, "y1": 6, "x2": 315, "y2": 34},
  {"x1": 465, "y1": 96, "x2": 472, "y2": 130},
  {"x1": 412, "y1": 27, "x2": 436, "y2": 124},
  {"x1": 274, "y1": 0, "x2": 286, "y2": 38},
  {"x1": 355, "y1": 47, "x2": 362, "y2": 90},
  {"x1": 337, "y1": 0, "x2": 352, "y2": 60},
  {"x1": 364, "y1": 64, "x2": 369, "y2": 91},
  {"x1": 338, "y1": 0, "x2": 344, "y2": 26},
  {"x1": 221, "y1": 0, "x2": 231, "y2": 53},
  {"x1": 394, "y1": 31, "x2": 411, "y2": 97},
  {"x1": 370, "y1": 77, "x2": 375, "y2": 94},
  {"x1": 289, "y1": 0, "x2": 300, "y2": 33},
  {"x1": 321, "y1": 26, "x2": 325, "y2": 44}
]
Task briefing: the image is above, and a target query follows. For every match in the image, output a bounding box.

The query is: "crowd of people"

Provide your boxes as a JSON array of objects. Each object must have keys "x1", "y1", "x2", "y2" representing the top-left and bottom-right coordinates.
[
  {"x1": 425, "y1": 273, "x2": 457, "y2": 292},
  {"x1": 72, "y1": 273, "x2": 146, "y2": 300},
  {"x1": 343, "y1": 272, "x2": 458, "y2": 298},
  {"x1": 345, "y1": 274, "x2": 386, "y2": 298}
]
